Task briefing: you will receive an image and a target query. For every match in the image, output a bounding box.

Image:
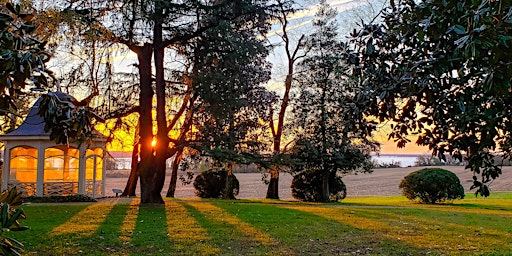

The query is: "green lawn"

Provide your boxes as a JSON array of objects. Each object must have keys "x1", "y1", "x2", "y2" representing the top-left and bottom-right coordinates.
[{"x1": 10, "y1": 193, "x2": 512, "y2": 255}]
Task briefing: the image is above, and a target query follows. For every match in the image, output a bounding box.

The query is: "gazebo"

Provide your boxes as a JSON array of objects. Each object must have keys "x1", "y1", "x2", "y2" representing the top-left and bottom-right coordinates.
[{"x1": 0, "y1": 93, "x2": 107, "y2": 198}]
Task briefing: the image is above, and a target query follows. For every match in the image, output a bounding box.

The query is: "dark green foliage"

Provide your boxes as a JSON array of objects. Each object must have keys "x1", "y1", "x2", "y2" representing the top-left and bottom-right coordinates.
[
  {"x1": 0, "y1": 2, "x2": 50, "y2": 92},
  {"x1": 470, "y1": 175, "x2": 490, "y2": 198},
  {"x1": 291, "y1": 139, "x2": 373, "y2": 175},
  {"x1": 193, "y1": 170, "x2": 239, "y2": 199},
  {"x1": 23, "y1": 194, "x2": 97, "y2": 203},
  {"x1": 0, "y1": 2, "x2": 51, "y2": 132},
  {"x1": 191, "y1": 4, "x2": 275, "y2": 168},
  {"x1": 37, "y1": 92, "x2": 94, "y2": 145},
  {"x1": 347, "y1": 0, "x2": 512, "y2": 196},
  {"x1": 0, "y1": 187, "x2": 29, "y2": 256},
  {"x1": 291, "y1": 170, "x2": 346, "y2": 202},
  {"x1": 399, "y1": 168, "x2": 465, "y2": 204}
]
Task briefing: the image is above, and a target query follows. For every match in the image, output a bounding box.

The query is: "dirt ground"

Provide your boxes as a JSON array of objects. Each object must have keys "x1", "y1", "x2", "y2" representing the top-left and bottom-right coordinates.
[{"x1": 105, "y1": 166, "x2": 512, "y2": 199}]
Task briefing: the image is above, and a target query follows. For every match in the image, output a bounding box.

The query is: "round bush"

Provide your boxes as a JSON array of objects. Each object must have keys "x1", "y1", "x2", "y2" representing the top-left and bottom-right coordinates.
[
  {"x1": 193, "y1": 169, "x2": 239, "y2": 199},
  {"x1": 291, "y1": 170, "x2": 347, "y2": 202},
  {"x1": 399, "y1": 168, "x2": 465, "y2": 204}
]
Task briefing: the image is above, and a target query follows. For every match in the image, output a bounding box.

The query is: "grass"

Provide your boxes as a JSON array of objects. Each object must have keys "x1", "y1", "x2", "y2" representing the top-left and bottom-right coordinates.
[{"x1": 9, "y1": 193, "x2": 512, "y2": 255}]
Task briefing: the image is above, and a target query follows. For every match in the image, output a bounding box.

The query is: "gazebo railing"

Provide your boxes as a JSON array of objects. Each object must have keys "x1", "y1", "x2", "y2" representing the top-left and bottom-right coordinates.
[
  {"x1": 44, "y1": 182, "x2": 79, "y2": 196},
  {"x1": 7, "y1": 181, "x2": 104, "y2": 197},
  {"x1": 7, "y1": 182, "x2": 37, "y2": 197},
  {"x1": 85, "y1": 180, "x2": 103, "y2": 197}
]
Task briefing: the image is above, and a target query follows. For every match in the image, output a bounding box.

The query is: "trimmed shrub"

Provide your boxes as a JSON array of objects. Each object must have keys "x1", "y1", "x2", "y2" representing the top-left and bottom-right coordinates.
[
  {"x1": 291, "y1": 170, "x2": 347, "y2": 202},
  {"x1": 399, "y1": 168, "x2": 465, "y2": 204},
  {"x1": 193, "y1": 169, "x2": 239, "y2": 199}
]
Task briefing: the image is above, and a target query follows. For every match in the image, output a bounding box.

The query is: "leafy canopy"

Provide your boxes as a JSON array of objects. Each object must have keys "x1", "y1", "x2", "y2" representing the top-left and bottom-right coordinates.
[
  {"x1": 347, "y1": 0, "x2": 512, "y2": 195},
  {"x1": 0, "y1": 2, "x2": 51, "y2": 130}
]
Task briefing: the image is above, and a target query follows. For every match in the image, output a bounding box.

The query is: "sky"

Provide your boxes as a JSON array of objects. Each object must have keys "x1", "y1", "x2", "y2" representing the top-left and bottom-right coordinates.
[{"x1": 264, "y1": 0, "x2": 430, "y2": 155}]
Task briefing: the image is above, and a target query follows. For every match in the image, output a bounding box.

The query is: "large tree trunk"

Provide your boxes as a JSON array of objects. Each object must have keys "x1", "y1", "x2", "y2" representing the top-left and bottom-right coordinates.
[
  {"x1": 266, "y1": 167, "x2": 280, "y2": 199},
  {"x1": 266, "y1": 72, "x2": 293, "y2": 199},
  {"x1": 141, "y1": 16, "x2": 168, "y2": 204},
  {"x1": 223, "y1": 162, "x2": 235, "y2": 199},
  {"x1": 122, "y1": 121, "x2": 140, "y2": 196},
  {"x1": 121, "y1": 142, "x2": 139, "y2": 196},
  {"x1": 321, "y1": 172, "x2": 330, "y2": 202},
  {"x1": 166, "y1": 150, "x2": 183, "y2": 198},
  {"x1": 136, "y1": 43, "x2": 164, "y2": 204}
]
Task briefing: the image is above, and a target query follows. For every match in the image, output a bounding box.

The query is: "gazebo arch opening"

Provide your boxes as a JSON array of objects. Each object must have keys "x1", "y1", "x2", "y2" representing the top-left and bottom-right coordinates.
[
  {"x1": 9, "y1": 146, "x2": 38, "y2": 196},
  {"x1": 44, "y1": 146, "x2": 79, "y2": 182},
  {"x1": 85, "y1": 147, "x2": 104, "y2": 197},
  {"x1": 43, "y1": 146, "x2": 80, "y2": 196}
]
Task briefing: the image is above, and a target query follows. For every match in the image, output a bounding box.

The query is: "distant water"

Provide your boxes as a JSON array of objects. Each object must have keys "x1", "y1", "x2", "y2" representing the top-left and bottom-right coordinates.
[{"x1": 371, "y1": 154, "x2": 425, "y2": 167}]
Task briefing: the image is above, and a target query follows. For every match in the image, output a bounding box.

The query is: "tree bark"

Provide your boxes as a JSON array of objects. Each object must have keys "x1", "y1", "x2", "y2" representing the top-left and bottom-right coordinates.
[
  {"x1": 140, "y1": 14, "x2": 168, "y2": 204},
  {"x1": 122, "y1": 120, "x2": 140, "y2": 196},
  {"x1": 166, "y1": 93, "x2": 196, "y2": 197},
  {"x1": 121, "y1": 142, "x2": 139, "y2": 196},
  {"x1": 136, "y1": 43, "x2": 164, "y2": 204},
  {"x1": 322, "y1": 172, "x2": 330, "y2": 202},
  {"x1": 166, "y1": 149, "x2": 183, "y2": 198},
  {"x1": 223, "y1": 162, "x2": 235, "y2": 199},
  {"x1": 266, "y1": 167, "x2": 280, "y2": 199}
]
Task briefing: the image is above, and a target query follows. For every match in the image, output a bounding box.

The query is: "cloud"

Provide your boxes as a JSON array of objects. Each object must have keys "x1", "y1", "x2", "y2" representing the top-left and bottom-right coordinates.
[
  {"x1": 289, "y1": 0, "x2": 368, "y2": 20},
  {"x1": 266, "y1": 0, "x2": 368, "y2": 38}
]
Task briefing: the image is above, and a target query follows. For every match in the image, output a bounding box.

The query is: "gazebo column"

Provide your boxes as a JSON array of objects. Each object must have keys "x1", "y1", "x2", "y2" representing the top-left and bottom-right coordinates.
[
  {"x1": 101, "y1": 150, "x2": 106, "y2": 196},
  {"x1": 1, "y1": 144, "x2": 13, "y2": 191},
  {"x1": 78, "y1": 146, "x2": 86, "y2": 194},
  {"x1": 92, "y1": 156, "x2": 97, "y2": 197},
  {"x1": 36, "y1": 143, "x2": 45, "y2": 197}
]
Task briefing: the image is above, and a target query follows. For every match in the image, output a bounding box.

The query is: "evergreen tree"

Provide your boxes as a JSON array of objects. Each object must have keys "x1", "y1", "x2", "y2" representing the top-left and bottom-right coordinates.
[
  {"x1": 190, "y1": 11, "x2": 275, "y2": 198},
  {"x1": 291, "y1": 0, "x2": 376, "y2": 202}
]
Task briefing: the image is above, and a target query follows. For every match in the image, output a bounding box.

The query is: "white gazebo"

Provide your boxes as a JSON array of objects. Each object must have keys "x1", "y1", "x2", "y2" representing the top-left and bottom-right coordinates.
[{"x1": 0, "y1": 93, "x2": 107, "y2": 198}]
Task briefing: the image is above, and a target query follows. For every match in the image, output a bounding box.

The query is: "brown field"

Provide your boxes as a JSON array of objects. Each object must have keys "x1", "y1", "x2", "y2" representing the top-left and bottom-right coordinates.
[{"x1": 105, "y1": 166, "x2": 512, "y2": 199}]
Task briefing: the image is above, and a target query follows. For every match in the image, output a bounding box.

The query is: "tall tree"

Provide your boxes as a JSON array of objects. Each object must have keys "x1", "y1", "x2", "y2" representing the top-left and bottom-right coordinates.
[
  {"x1": 190, "y1": 9, "x2": 275, "y2": 198},
  {"x1": 347, "y1": 0, "x2": 512, "y2": 196},
  {"x1": 291, "y1": 0, "x2": 376, "y2": 201},
  {"x1": 266, "y1": 0, "x2": 307, "y2": 199},
  {"x1": 38, "y1": 0, "x2": 280, "y2": 203}
]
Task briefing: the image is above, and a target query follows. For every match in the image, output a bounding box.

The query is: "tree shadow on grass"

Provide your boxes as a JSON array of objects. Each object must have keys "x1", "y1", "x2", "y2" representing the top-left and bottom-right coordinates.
[
  {"x1": 180, "y1": 200, "x2": 293, "y2": 255},
  {"x1": 217, "y1": 202, "x2": 430, "y2": 255},
  {"x1": 10, "y1": 204, "x2": 90, "y2": 254},
  {"x1": 165, "y1": 200, "x2": 221, "y2": 255},
  {"x1": 58, "y1": 203, "x2": 136, "y2": 255},
  {"x1": 357, "y1": 207, "x2": 512, "y2": 254},
  {"x1": 130, "y1": 203, "x2": 172, "y2": 255}
]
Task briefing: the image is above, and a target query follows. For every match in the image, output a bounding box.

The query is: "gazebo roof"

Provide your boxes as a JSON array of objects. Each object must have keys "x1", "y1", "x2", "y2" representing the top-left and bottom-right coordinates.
[
  {"x1": 5, "y1": 97, "x2": 47, "y2": 136},
  {"x1": 0, "y1": 92, "x2": 104, "y2": 142}
]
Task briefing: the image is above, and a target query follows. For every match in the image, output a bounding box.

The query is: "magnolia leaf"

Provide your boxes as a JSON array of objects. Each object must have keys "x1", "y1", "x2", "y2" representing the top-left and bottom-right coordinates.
[{"x1": 5, "y1": 3, "x2": 16, "y2": 14}]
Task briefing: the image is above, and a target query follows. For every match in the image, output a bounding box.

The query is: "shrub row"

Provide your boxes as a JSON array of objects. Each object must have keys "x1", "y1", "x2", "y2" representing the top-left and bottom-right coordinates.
[{"x1": 193, "y1": 168, "x2": 466, "y2": 204}]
